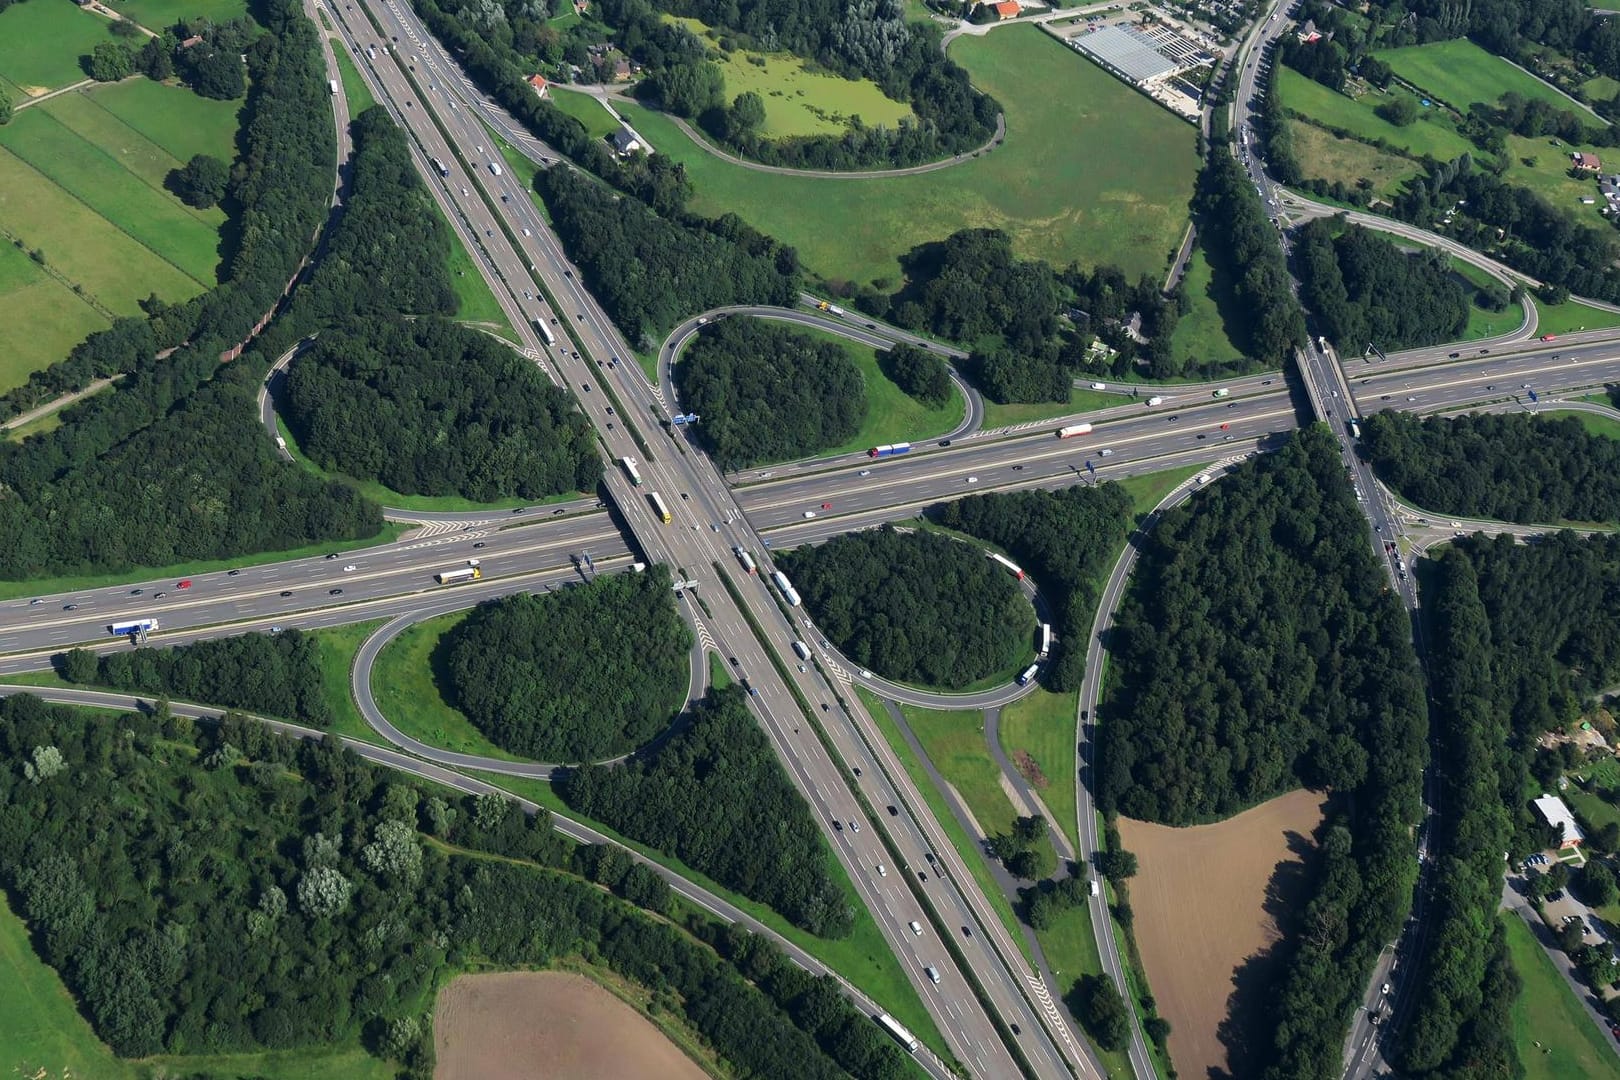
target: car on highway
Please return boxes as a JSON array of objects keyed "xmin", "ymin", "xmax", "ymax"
[
  {"xmin": 821, "ymin": 502, "xmax": 832, "ymax": 509},
  {"xmin": 966, "ymin": 475, "xmax": 979, "ymax": 483},
  {"xmin": 63, "ymin": 603, "xmax": 77, "ymax": 611},
  {"xmin": 177, "ymin": 579, "xmax": 192, "ymax": 589},
  {"xmin": 1479, "ymin": 348, "xmax": 1490, "ymax": 354},
  {"xmin": 154, "ymin": 591, "xmax": 167, "ymax": 598},
  {"xmin": 1012, "ymin": 464, "xmax": 1024, "ymax": 471},
  {"xmin": 581, "ymin": 383, "xmax": 591, "ymax": 393},
  {"xmin": 1448, "ymin": 352, "xmax": 1460, "ymax": 358},
  {"xmin": 858, "ymin": 469, "xmax": 871, "ymax": 477},
  {"xmin": 1099, "ymin": 448, "xmax": 1113, "ymax": 456},
  {"xmin": 1220, "ymin": 423, "xmax": 1231, "ymax": 430},
  {"xmin": 876, "ymin": 863, "xmax": 886, "ymax": 876},
  {"xmin": 473, "ymin": 542, "xmax": 486, "ymax": 549},
  {"xmin": 909, "ymin": 921, "xmax": 923, "ymax": 935},
  {"xmin": 850, "ymin": 821, "xmax": 861, "ymax": 833},
  {"xmin": 280, "ymin": 590, "xmax": 293, "ymax": 597},
  {"xmin": 802, "ymin": 510, "xmax": 816, "ymax": 519},
  {"xmin": 328, "ymin": 588, "xmax": 343, "ymax": 596},
  {"xmin": 343, "ymin": 564, "xmax": 357, "ymax": 572},
  {"xmin": 1196, "ymin": 433, "xmax": 1206, "ymax": 440},
  {"xmin": 130, "ymin": 588, "xmax": 143, "ymax": 595},
  {"xmin": 832, "ymin": 820, "xmax": 843, "ymax": 832},
  {"xmin": 887, "ymin": 805, "xmax": 899, "ymax": 816},
  {"xmin": 937, "ymin": 439, "xmax": 951, "ymax": 447},
  {"xmin": 325, "ymin": 553, "xmax": 339, "ymax": 560},
  {"xmin": 28, "ymin": 599, "xmax": 41, "ymax": 606},
  {"xmin": 1167, "ymin": 415, "xmax": 1179, "ymax": 422}
]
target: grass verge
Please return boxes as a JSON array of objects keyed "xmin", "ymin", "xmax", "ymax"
[
  {"xmin": 1030, "ymin": 903, "xmax": 1135, "ymax": 1079},
  {"xmin": 1534, "ymin": 297, "xmax": 1620, "ymax": 337},
  {"xmin": 997, "ymin": 688, "xmax": 1080, "ymax": 853},
  {"xmin": 1501, "ymin": 911, "xmax": 1620, "ymax": 1080},
  {"xmin": 982, "ymin": 388, "xmax": 1126, "ymax": 429}
]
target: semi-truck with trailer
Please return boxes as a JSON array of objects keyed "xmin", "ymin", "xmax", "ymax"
[
  {"xmin": 533, "ymin": 318, "xmax": 556, "ymax": 347},
  {"xmin": 1017, "ymin": 663, "xmax": 1039, "ymax": 686},
  {"xmin": 108, "ymin": 619, "xmax": 159, "ymax": 636},
  {"xmin": 1056, "ymin": 423, "xmax": 1093, "ymax": 438},
  {"xmin": 733, "ymin": 546, "xmax": 757, "ymax": 574},
  {"xmin": 771, "ymin": 570, "xmax": 802, "ymax": 607},
  {"xmin": 988, "ymin": 552, "xmax": 1025, "ymax": 580},
  {"xmin": 868, "ymin": 443, "xmax": 912, "ymax": 458},
  {"xmin": 435, "ymin": 566, "xmax": 482, "ymax": 585}
]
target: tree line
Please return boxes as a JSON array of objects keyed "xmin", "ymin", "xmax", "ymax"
[
  {"xmin": 560, "ymin": 685, "xmax": 857, "ymax": 938},
  {"xmin": 674, "ymin": 317, "xmax": 866, "ymax": 469},
  {"xmin": 443, "ymin": 568, "xmax": 692, "ymax": 762},
  {"xmin": 0, "ymin": 692, "xmax": 903, "ymax": 1078},
  {"xmin": 1294, "ymin": 219, "xmax": 1470, "ymax": 351},
  {"xmin": 285, "ymin": 318, "xmax": 602, "ymax": 501},
  {"xmin": 775, "ymin": 525, "xmax": 1033, "ymax": 690},
  {"xmin": 55, "ymin": 629, "xmax": 331, "ymax": 727},
  {"xmin": 1361, "ymin": 411, "xmax": 1620, "ymax": 524},
  {"xmin": 1090, "ymin": 429, "xmax": 1428, "ymax": 1079},
  {"xmin": 931, "ymin": 482, "xmax": 1134, "ymax": 692},
  {"xmin": 536, "ymin": 165, "xmax": 801, "ymax": 347}
]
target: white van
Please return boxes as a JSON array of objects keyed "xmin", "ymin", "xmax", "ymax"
[
  {"xmin": 909, "ymin": 920, "xmax": 924, "ymax": 936},
  {"xmin": 792, "ymin": 640, "xmax": 810, "ymax": 660},
  {"xmin": 925, "ymin": 966, "xmax": 941, "ymax": 984},
  {"xmin": 1089, "ymin": 382, "xmax": 1106, "ymax": 390}
]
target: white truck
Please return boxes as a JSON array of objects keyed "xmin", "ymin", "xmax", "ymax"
[
  {"xmin": 1212, "ymin": 387, "xmax": 1230, "ymax": 398},
  {"xmin": 487, "ymin": 161, "xmax": 502, "ymax": 176},
  {"xmin": 1146, "ymin": 395, "xmax": 1164, "ymax": 407},
  {"xmin": 328, "ymin": 79, "xmax": 339, "ymax": 95}
]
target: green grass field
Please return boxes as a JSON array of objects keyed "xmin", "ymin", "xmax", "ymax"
[
  {"xmin": 1534, "ymin": 296, "xmax": 1620, "ymax": 336},
  {"xmin": 0, "ymin": 106, "xmax": 221, "ymax": 286},
  {"xmin": 1503, "ymin": 134, "xmax": 1612, "ymax": 227},
  {"xmin": 1378, "ymin": 39, "xmax": 1587, "ymax": 114},
  {"xmin": 980, "ymin": 387, "xmax": 1122, "ymax": 429},
  {"xmin": 0, "ymin": 239, "xmax": 108, "ymax": 392},
  {"xmin": 1285, "ymin": 118, "xmax": 1422, "ymax": 202},
  {"xmin": 792, "ymin": 322, "xmax": 964, "ymax": 457},
  {"xmin": 900, "ymin": 702, "xmax": 1019, "ymax": 839},
  {"xmin": 0, "ymin": 0, "xmax": 115, "ymax": 94},
  {"xmin": 115, "ymin": 0, "xmax": 250, "ymax": 32},
  {"xmin": 332, "ymin": 44, "xmax": 375, "ymax": 113},
  {"xmin": 619, "ymin": 25, "xmax": 1197, "ymax": 287},
  {"xmin": 1031, "ymin": 903, "xmax": 1134, "ymax": 1078},
  {"xmin": 1170, "ymin": 245, "xmax": 1246, "ymax": 368},
  {"xmin": 0, "ymin": 889, "xmax": 395, "ymax": 1080},
  {"xmin": 997, "ymin": 688, "xmax": 1080, "ymax": 853},
  {"xmin": 1117, "ymin": 462, "xmax": 1205, "ymax": 519},
  {"xmin": 1585, "ymin": 74, "xmax": 1620, "ymax": 101},
  {"xmin": 1277, "ymin": 68, "xmax": 1474, "ymax": 163},
  {"xmin": 664, "ymin": 15, "xmax": 912, "ymax": 139},
  {"xmin": 858, "ymin": 687, "xmax": 1033, "ymax": 964},
  {"xmin": 86, "ymin": 77, "xmax": 243, "ymax": 165},
  {"xmin": 1501, "ymin": 912, "xmax": 1620, "ymax": 1080},
  {"xmin": 548, "ymin": 86, "xmax": 619, "ymax": 140}
]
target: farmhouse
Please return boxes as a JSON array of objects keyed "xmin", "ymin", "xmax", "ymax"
[
  {"xmin": 1296, "ymin": 19, "xmax": 1322, "ymax": 43},
  {"xmin": 992, "ymin": 0, "xmax": 1020, "ymax": 18},
  {"xmin": 527, "ymin": 74, "xmax": 549, "ymax": 98},
  {"xmin": 1532, "ymin": 793, "xmax": 1585, "ymax": 850},
  {"xmin": 1573, "ymin": 151, "xmax": 1602, "ymax": 172},
  {"xmin": 609, "ymin": 128, "xmax": 642, "ymax": 155}
]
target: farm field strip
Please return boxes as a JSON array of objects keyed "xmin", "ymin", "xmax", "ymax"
[
  {"xmin": 0, "ymin": 1, "xmax": 117, "ymax": 94},
  {"xmin": 86, "ymin": 78, "xmax": 243, "ymax": 166},
  {"xmin": 1376, "ymin": 39, "xmax": 1592, "ymax": 115}
]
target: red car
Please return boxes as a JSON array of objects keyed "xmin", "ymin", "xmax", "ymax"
[
  {"xmin": 176, "ymin": 579, "xmax": 192, "ymax": 589},
  {"xmin": 1540, "ymin": 334, "xmax": 1557, "ymax": 342},
  {"xmin": 1219, "ymin": 423, "xmax": 1231, "ymax": 430},
  {"xmin": 821, "ymin": 502, "xmax": 832, "ymax": 509}
]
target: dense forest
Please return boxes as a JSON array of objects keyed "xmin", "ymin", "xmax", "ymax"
[
  {"xmin": 775, "ymin": 526, "xmax": 1032, "ymax": 689},
  {"xmin": 0, "ymin": 694, "xmax": 905, "ymax": 1079},
  {"xmin": 1093, "ymin": 429, "xmax": 1427, "ymax": 1079},
  {"xmin": 536, "ymin": 165, "xmax": 801, "ymax": 346},
  {"xmin": 1361, "ymin": 411, "xmax": 1620, "ymax": 523},
  {"xmin": 561, "ymin": 685, "xmax": 856, "ymax": 938},
  {"xmin": 57, "ymin": 630, "xmax": 330, "ymax": 727},
  {"xmin": 879, "ymin": 342, "xmax": 953, "ymax": 408},
  {"xmin": 285, "ymin": 318, "xmax": 602, "ymax": 500},
  {"xmin": 673, "ymin": 318, "xmax": 866, "ymax": 469},
  {"xmin": 932, "ymin": 482, "xmax": 1133, "ymax": 692},
  {"xmin": 288, "ymin": 107, "xmax": 456, "ymax": 323},
  {"xmin": 1192, "ymin": 149, "xmax": 1307, "ymax": 362},
  {"xmin": 1294, "ymin": 220, "xmax": 1469, "ymax": 351},
  {"xmin": 1395, "ymin": 548, "xmax": 1522, "ymax": 1076},
  {"xmin": 443, "ymin": 569, "xmax": 691, "ymax": 762}
]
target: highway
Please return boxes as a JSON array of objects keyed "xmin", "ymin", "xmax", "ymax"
[{"xmin": 317, "ymin": 3, "xmax": 1081, "ymax": 1074}]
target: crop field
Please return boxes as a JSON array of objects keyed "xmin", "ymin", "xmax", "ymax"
[
  {"xmin": 1502, "ymin": 913, "xmax": 1620, "ymax": 1080},
  {"xmin": 1118, "ymin": 789, "xmax": 1326, "ymax": 1079},
  {"xmin": 0, "ymin": 0, "xmax": 114, "ymax": 95},
  {"xmin": 619, "ymin": 25, "xmax": 1197, "ymax": 286},
  {"xmin": 0, "ymin": 239, "xmax": 108, "ymax": 393},
  {"xmin": 1277, "ymin": 68, "xmax": 1474, "ymax": 163},
  {"xmin": 1377, "ymin": 39, "xmax": 1587, "ymax": 114},
  {"xmin": 664, "ymin": 15, "xmax": 912, "ymax": 139}
]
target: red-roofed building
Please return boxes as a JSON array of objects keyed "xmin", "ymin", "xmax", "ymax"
[
  {"xmin": 993, "ymin": 0, "xmax": 1020, "ymax": 18},
  {"xmin": 528, "ymin": 74, "xmax": 549, "ymax": 98},
  {"xmin": 1574, "ymin": 151, "xmax": 1602, "ymax": 172},
  {"xmin": 179, "ymin": 35, "xmax": 203, "ymax": 48}
]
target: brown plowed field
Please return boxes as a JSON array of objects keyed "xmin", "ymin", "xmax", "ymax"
[
  {"xmin": 1118, "ymin": 788, "xmax": 1326, "ymax": 1079},
  {"xmin": 433, "ymin": 970, "xmax": 711, "ymax": 1080}
]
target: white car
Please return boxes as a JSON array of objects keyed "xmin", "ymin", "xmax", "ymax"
[
  {"xmin": 858, "ymin": 469, "xmax": 871, "ymax": 477},
  {"xmin": 966, "ymin": 476, "xmax": 978, "ymax": 484},
  {"xmin": 802, "ymin": 510, "xmax": 817, "ymax": 519},
  {"xmin": 521, "ymin": 227, "xmax": 531, "ymax": 236},
  {"xmin": 343, "ymin": 564, "xmax": 357, "ymax": 572},
  {"xmin": 1099, "ymin": 448, "xmax": 1114, "ymax": 457},
  {"xmin": 909, "ymin": 920, "xmax": 923, "ymax": 936},
  {"xmin": 876, "ymin": 864, "xmax": 887, "ymax": 877}
]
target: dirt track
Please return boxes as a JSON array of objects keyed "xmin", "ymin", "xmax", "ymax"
[
  {"xmin": 433, "ymin": 970, "xmax": 710, "ymax": 1080},
  {"xmin": 1118, "ymin": 788, "xmax": 1326, "ymax": 1079}
]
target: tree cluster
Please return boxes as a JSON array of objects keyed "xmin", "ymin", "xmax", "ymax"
[
  {"xmin": 444, "ymin": 568, "xmax": 692, "ymax": 762},
  {"xmin": 1020, "ymin": 871, "xmax": 1092, "ymax": 931},
  {"xmin": 931, "ymin": 482, "xmax": 1134, "ymax": 692},
  {"xmin": 536, "ymin": 165, "xmax": 800, "ymax": 346},
  {"xmin": 987, "ymin": 814, "xmax": 1056, "ymax": 881},
  {"xmin": 57, "ymin": 629, "xmax": 331, "ymax": 727},
  {"xmin": 1294, "ymin": 219, "xmax": 1469, "ymax": 351},
  {"xmin": 560, "ymin": 685, "xmax": 857, "ymax": 938},
  {"xmin": 879, "ymin": 342, "xmax": 952, "ymax": 408},
  {"xmin": 673, "ymin": 317, "xmax": 866, "ymax": 469},
  {"xmin": 285, "ymin": 318, "xmax": 601, "ymax": 500},
  {"xmin": 168, "ymin": 153, "xmax": 230, "ymax": 209},
  {"xmin": 1361, "ymin": 411, "xmax": 1620, "ymax": 524},
  {"xmin": 0, "ymin": 693, "xmax": 893, "ymax": 1078},
  {"xmin": 1192, "ymin": 148, "xmax": 1306, "ymax": 361},
  {"xmin": 1104, "ymin": 431, "xmax": 1432, "ymax": 1080},
  {"xmin": 1069, "ymin": 974, "xmax": 1130, "ymax": 1053},
  {"xmin": 776, "ymin": 525, "xmax": 1032, "ymax": 689}
]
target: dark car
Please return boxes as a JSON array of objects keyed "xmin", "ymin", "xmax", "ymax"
[
  {"xmin": 329, "ymin": 588, "xmax": 344, "ymax": 596},
  {"xmin": 227, "ymin": 569, "xmax": 241, "ymax": 576},
  {"xmin": 833, "ymin": 821, "xmax": 843, "ymax": 832},
  {"xmin": 938, "ymin": 439, "xmax": 952, "ymax": 447},
  {"xmin": 154, "ymin": 591, "xmax": 167, "ymax": 598},
  {"xmin": 552, "ymin": 508, "xmax": 566, "ymax": 515},
  {"xmin": 473, "ymin": 542, "xmax": 486, "ymax": 549},
  {"xmin": 280, "ymin": 590, "xmax": 294, "ymax": 597},
  {"xmin": 852, "ymin": 766, "xmax": 862, "ymax": 777},
  {"xmin": 1196, "ymin": 433, "xmax": 1206, "ymax": 440},
  {"xmin": 130, "ymin": 588, "xmax": 143, "ymax": 596},
  {"xmin": 729, "ymin": 656, "xmax": 739, "ymax": 667},
  {"xmin": 63, "ymin": 603, "xmax": 78, "ymax": 611},
  {"xmin": 1448, "ymin": 352, "xmax": 1460, "ymax": 358},
  {"xmin": 962, "ymin": 926, "xmax": 973, "ymax": 938},
  {"xmin": 325, "ymin": 553, "xmax": 339, "ymax": 560},
  {"xmin": 1168, "ymin": 415, "xmax": 1180, "ymax": 423},
  {"xmin": 512, "ymin": 507, "xmax": 525, "ymax": 514}
]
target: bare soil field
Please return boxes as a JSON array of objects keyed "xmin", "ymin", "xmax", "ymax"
[
  {"xmin": 1118, "ymin": 788, "xmax": 1327, "ymax": 1079},
  {"xmin": 433, "ymin": 970, "xmax": 712, "ymax": 1080}
]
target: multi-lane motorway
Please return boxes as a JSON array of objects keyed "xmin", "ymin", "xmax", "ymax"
[{"xmin": 6, "ymin": 0, "xmax": 1620, "ymax": 1075}]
